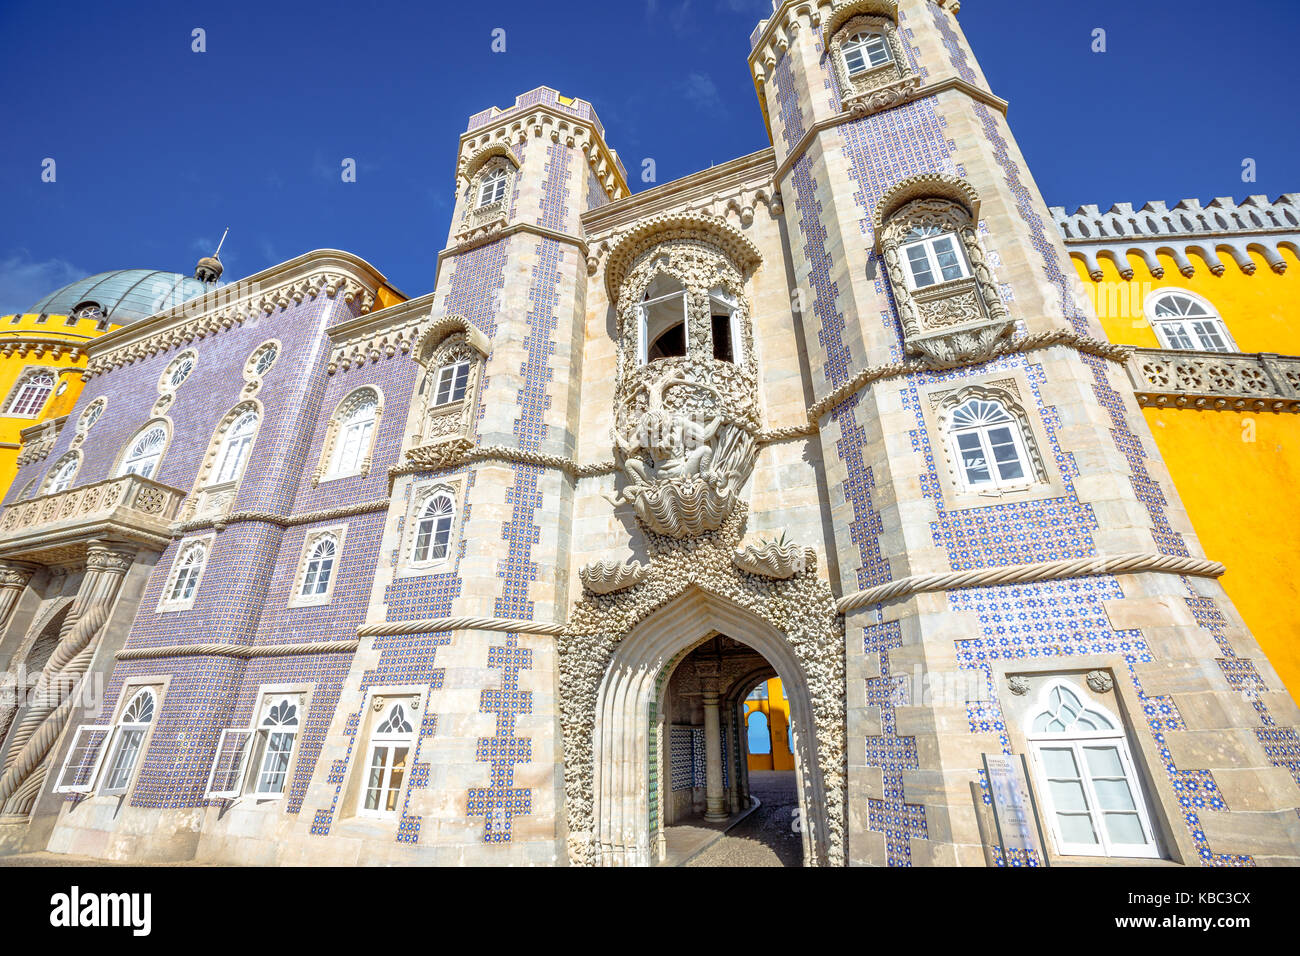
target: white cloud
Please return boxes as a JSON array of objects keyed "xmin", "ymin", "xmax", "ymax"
[
  {"xmin": 679, "ymin": 72, "xmax": 722, "ymax": 112},
  {"xmin": 0, "ymin": 253, "xmax": 86, "ymax": 315}
]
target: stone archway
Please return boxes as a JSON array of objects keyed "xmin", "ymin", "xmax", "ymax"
[{"xmin": 559, "ymin": 508, "xmax": 845, "ymax": 867}]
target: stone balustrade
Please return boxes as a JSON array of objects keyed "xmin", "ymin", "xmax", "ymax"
[{"xmin": 1127, "ymin": 347, "xmax": 1300, "ymax": 412}]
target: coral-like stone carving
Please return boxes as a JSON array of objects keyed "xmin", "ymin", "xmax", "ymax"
[
  {"xmin": 578, "ymin": 559, "xmax": 648, "ymax": 595},
  {"xmin": 734, "ymin": 538, "xmax": 817, "ymax": 580}
]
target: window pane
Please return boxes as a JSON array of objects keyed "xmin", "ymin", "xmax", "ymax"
[
  {"xmin": 905, "ymin": 245, "xmax": 935, "ymax": 287},
  {"xmin": 1191, "ymin": 320, "xmax": 1229, "ymax": 352},
  {"xmin": 867, "ymin": 35, "xmax": 891, "ymax": 66},
  {"xmin": 1057, "ymin": 812, "xmax": 1099, "ymax": 845},
  {"xmin": 933, "ymin": 237, "xmax": 965, "ymax": 281},
  {"xmin": 1039, "ymin": 747, "xmax": 1079, "ymax": 778},
  {"xmin": 1160, "ymin": 322, "xmax": 1195, "ymax": 350},
  {"xmin": 387, "ymin": 746, "xmax": 409, "ymax": 812},
  {"xmin": 1083, "ymin": 745, "xmax": 1125, "ymax": 778},
  {"xmin": 1048, "ymin": 778, "xmax": 1090, "ymax": 813},
  {"xmin": 1093, "ymin": 777, "xmax": 1138, "ymax": 812},
  {"xmin": 104, "ymin": 729, "xmax": 144, "ymax": 791},
  {"xmin": 956, "ymin": 432, "xmax": 990, "ymax": 484},
  {"xmin": 1104, "ymin": 812, "xmax": 1147, "ymax": 845},
  {"xmin": 987, "ymin": 427, "xmax": 1025, "ymax": 481},
  {"xmin": 451, "ymin": 363, "xmax": 470, "ymax": 402},
  {"xmin": 257, "ymin": 732, "xmax": 294, "ymax": 793},
  {"xmin": 844, "ymin": 47, "xmax": 866, "ymax": 74},
  {"xmin": 364, "ymin": 746, "xmax": 388, "ymax": 810}
]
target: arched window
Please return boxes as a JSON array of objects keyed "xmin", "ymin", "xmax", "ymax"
[
  {"xmin": 478, "ymin": 167, "xmax": 509, "ymax": 207},
  {"xmin": 432, "ymin": 359, "xmax": 471, "ymax": 407},
  {"xmin": 1026, "ymin": 680, "xmax": 1159, "ymax": 859},
  {"xmin": 639, "ymin": 273, "xmax": 689, "ymax": 364},
  {"xmin": 413, "ymin": 493, "xmax": 455, "ymax": 563},
  {"xmin": 161, "ymin": 351, "xmax": 196, "ymax": 390},
  {"xmin": 747, "ymin": 710, "xmax": 771, "ymax": 755},
  {"xmin": 118, "ymin": 424, "xmax": 168, "ymax": 479},
  {"xmin": 331, "ymin": 392, "xmax": 378, "ymax": 477},
  {"xmin": 78, "ymin": 398, "xmax": 106, "ymax": 433},
  {"xmin": 6, "ymin": 369, "xmax": 56, "ymax": 417},
  {"xmin": 361, "ymin": 699, "xmax": 416, "ymax": 818},
  {"xmin": 300, "ymin": 534, "xmax": 337, "ymax": 597},
  {"xmin": 250, "ymin": 696, "xmax": 301, "ymax": 796},
  {"xmin": 947, "ymin": 398, "xmax": 1031, "ymax": 493},
  {"xmin": 842, "ymin": 30, "xmax": 892, "ymax": 75},
  {"xmin": 250, "ymin": 342, "xmax": 279, "ymax": 378},
  {"xmin": 44, "ymin": 454, "xmax": 79, "ymax": 495},
  {"xmin": 901, "ymin": 224, "xmax": 970, "ymax": 289},
  {"xmin": 166, "ymin": 540, "xmax": 208, "ymax": 604},
  {"xmin": 100, "ymin": 688, "xmax": 157, "ymax": 795},
  {"xmin": 210, "ymin": 410, "xmax": 258, "ymax": 485},
  {"xmin": 1146, "ymin": 290, "xmax": 1234, "ymax": 352}
]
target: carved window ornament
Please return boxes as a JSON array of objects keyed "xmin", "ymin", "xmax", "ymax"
[
  {"xmin": 1145, "ymin": 289, "xmax": 1236, "ymax": 353},
  {"xmin": 242, "ymin": 340, "xmax": 281, "ymax": 397},
  {"xmin": 158, "ymin": 349, "xmax": 198, "ymax": 393},
  {"xmin": 5, "ymin": 367, "xmax": 58, "ymax": 417},
  {"xmin": 248, "ymin": 693, "xmax": 304, "ymax": 798},
  {"xmin": 158, "ymin": 535, "xmax": 213, "ymax": 612},
  {"xmin": 115, "ymin": 420, "xmax": 171, "ymax": 480},
  {"xmin": 875, "ymin": 174, "xmax": 1014, "ymax": 366},
  {"xmin": 823, "ymin": 1, "xmax": 918, "ymax": 117},
  {"xmin": 42, "ymin": 451, "xmax": 81, "ymax": 495},
  {"xmin": 407, "ymin": 317, "xmax": 490, "ymax": 465},
  {"xmin": 412, "ymin": 491, "xmax": 455, "ymax": 564},
  {"xmin": 935, "ymin": 385, "xmax": 1046, "ymax": 498},
  {"xmin": 458, "ymin": 147, "xmax": 519, "ymax": 242},
  {"xmin": 74, "ymin": 397, "xmax": 107, "ymax": 442},
  {"xmin": 289, "ymin": 525, "xmax": 347, "ymax": 608},
  {"xmin": 1025, "ymin": 679, "xmax": 1161, "ymax": 859},
  {"xmin": 360, "ymin": 697, "xmax": 417, "ymax": 819},
  {"xmin": 315, "ymin": 387, "xmax": 383, "ymax": 486}
]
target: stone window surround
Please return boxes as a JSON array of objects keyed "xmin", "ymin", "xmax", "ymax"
[
  {"xmin": 287, "ymin": 523, "xmax": 348, "ymax": 609},
  {"xmin": 876, "ymin": 174, "xmax": 1014, "ymax": 366},
  {"xmin": 54, "ymin": 675, "xmax": 170, "ymax": 799},
  {"xmin": 398, "ymin": 477, "xmax": 466, "ymax": 578},
  {"xmin": 242, "ymin": 339, "xmax": 282, "ymax": 398},
  {"xmin": 112, "ymin": 416, "xmax": 173, "ymax": 481},
  {"xmin": 156, "ymin": 532, "xmax": 215, "ymax": 614},
  {"xmin": 335, "ymin": 686, "xmax": 423, "ymax": 824},
  {"xmin": 41, "ymin": 449, "xmax": 82, "ymax": 496},
  {"xmin": 157, "ymin": 348, "xmax": 199, "ymax": 395},
  {"xmin": 460, "ymin": 147, "xmax": 519, "ymax": 233},
  {"xmin": 314, "ymin": 386, "xmax": 384, "ymax": 487},
  {"xmin": 992, "ymin": 660, "xmax": 1192, "ymax": 866},
  {"xmin": 920, "ymin": 376, "xmax": 1060, "ymax": 508},
  {"xmin": 71, "ymin": 397, "xmax": 107, "ymax": 449},
  {"xmin": 228, "ymin": 684, "xmax": 312, "ymax": 805},
  {"xmin": 196, "ymin": 400, "xmax": 262, "ymax": 491},
  {"xmin": 410, "ymin": 330, "xmax": 485, "ymax": 456},
  {"xmin": 825, "ymin": 9, "xmax": 913, "ymax": 113},
  {"xmin": 3, "ymin": 365, "xmax": 60, "ymax": 419}
]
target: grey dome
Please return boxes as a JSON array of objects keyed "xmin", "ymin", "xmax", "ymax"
[{"xmin": 26, "ymin": 269, "xmax": 209, "ymax": 324}]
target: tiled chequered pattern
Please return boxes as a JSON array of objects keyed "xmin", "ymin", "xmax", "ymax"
[
  {"xmin": 587, "ymin": 165, "xmax": 609, "ymax": 213},
  {"xmin": 1185, "ymin": 589, "xmax": 1300, "ymax": 791},
  {"xmin": 970, "ymin": 101, "xmax": 1189, "ymax": 558},
  {"xmin": 537, "ymin": 143, "xmax": 572, "ymax": 232},
  {"xmin": 929, "ymin": 0, "xmax": 979, "ymax": 85},
  {"xmin": 468, "ymin": 636, "xmax": 533, "ymax": 842},
  {"xmin": 670, "ymin": 727, "xmax": 693, "ymax": 791},
  {"xmin": 772, "ymin": 44, "xmax": 806, "ymax": 155},
  {"xmin": 309, "ymin": 631, "xmax": 450, "ymax": 840},
  {"xmin": 949, "ymin": 576, "xmax": 1252, "ymax": 866},
  {"xmin": 862, "ymin": 620, "xmax": 928, "ymax": 866}
]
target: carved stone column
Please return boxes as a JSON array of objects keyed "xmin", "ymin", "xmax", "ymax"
[
  {"xmin": 701, "ymin": 674, "xmax": 728, "ymax": 822},
  {"xmin": 0, "ymin": 561, "xmax": 37, "ymax": 634},
  {"xmin": 0, "ymin": 540, "xmax": 135, "ymax": 816}
]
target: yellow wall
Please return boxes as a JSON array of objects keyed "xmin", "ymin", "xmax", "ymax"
[
  {"xmin": 744, "ymin": 678, "xmax": 795, "ymax": 771},
  {"xmin": 0, "ymin": 313, "xmax": 109, "ymax": 495},
  {"xmin": 1072, "ymin": 246, "xmax": 1300, "ymax": 702}
]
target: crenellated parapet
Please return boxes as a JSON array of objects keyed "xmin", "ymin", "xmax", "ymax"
[{"xmin": 1052, "ymin": 194, "xmax": 1300, "ymax": 279}]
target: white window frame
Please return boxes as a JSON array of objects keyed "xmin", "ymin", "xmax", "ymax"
[
  {"xmin": 329, "ymin": 399, "xmax": 378, "ymax": 478},
  {"xmin": 359, "ymin": 698, "xmax": 418, "ymax": 820},
  {"xmin": 247, "ymin": 694, "xmax": 303, "ymax": 798},
  {"xmin": 431, "ymin": 360, "xmax": 472, "ymax": 408},
  {"xmin": 708, "ymin": 289, "xmax": 744, "ymax": 365},
  {"xmin": 44, "ymin": 455, "xmax": 79, "ymax": 495},
  {"xmin": 159, "ymin": 351, "xmax": 197, "ymax": 391},
  {"xmin": 900, "ymin": 228, "xmax": 971, "ymax": 290},
  {"xmin": 289, "ymin": 525, "xmax": 347, "ymax": 608},
  {"xmin": 204, "ymin": 728, "xmax": 254, "ymax": 799},
  {"xmin": 98, "ymin": 688, "xmax": 158, "ymax": 796},
  {"xmin": 117, "ymin": 423, "xmax": 169, "ymax": 479},
  {"xmin": 158, "ymin": 536, "xmax": 212, "ymax": 612},
  {"xmin": 411, "ymin": 492, "xmax": 456, "ymax": 566},
  {"xmin": 5, "ymin": 367, "xmax": 58, "ymax": 418},
  {"xmin": 1025, "ymin": 680, "xmax": 1161, "ymax": 860},
  {"xmin": 209, "ymin": 410, "xmax": 258, "ymax": 486},
  {"xmin": 639, "ymin": 284, "xmax": 689, "ymax": 366},
  {"xmin": 947, "ymin": 399, "xmax": 1034, "ymax": 494},
  {"xmin": 842, "ymin": 30, "xmax": 893, "ymax": 76},
  {"xmin": 478, "ymin": 168, "xmax": 508, "ymax": 207},
  {"xmin": 52, "ymin": 724, "xmax": 115, "ymax": 794},
  {"xmin": 1146, "ymin": 289, "xmax": 1236, "ymax": 353}
]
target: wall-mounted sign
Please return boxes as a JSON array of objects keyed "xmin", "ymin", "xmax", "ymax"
[{"xmin": 982, "ymin": 753, "xmax": 1049, "ymax": 865}]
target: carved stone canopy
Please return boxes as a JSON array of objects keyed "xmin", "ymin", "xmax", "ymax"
[
  {"xmin": 413, "ymin": 314, "xmax": 492, "ymax": 366},
  {"xmin": 603, "ymin": 211, "xmax": 762, "ymax": 304},
  {"xmin": 873, "ymin": 172, "xmax": 981, "ymax": 245},
  {"xmin": 822, "ymin": 0, "xmax": 900, "ymax": 51}
]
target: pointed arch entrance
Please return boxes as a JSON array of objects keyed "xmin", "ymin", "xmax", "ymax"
[{"xmin": 587, "ymin": 588, "xmax": 833, "ymax": 866}]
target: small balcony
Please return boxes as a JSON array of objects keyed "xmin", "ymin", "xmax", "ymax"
[
  {"xmin": 1126, "ymin": 348, "xmax": 1300, "ymax": 412},
  {"xmin": 0, "ymin": 474, "xmax": 185, "ymax": 563}
]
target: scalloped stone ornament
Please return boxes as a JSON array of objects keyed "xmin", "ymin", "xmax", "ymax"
[
  {"xmin": 579, "ymin": 558, "xmax": 649, "ymax": 595},
  {"xmin": 733, "ymin": 540, "xmax": 816, "ymax": 579}
]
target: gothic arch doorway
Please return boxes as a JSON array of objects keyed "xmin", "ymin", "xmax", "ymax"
[{"xmin": 588, "ymin": 588, "xmax": 832, "ymax": 866}]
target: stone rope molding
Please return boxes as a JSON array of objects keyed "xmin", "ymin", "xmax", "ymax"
[
  {"xmin": 116, "ymin": 640, "xmax": 362, "ymax": 662},
  {"xmin": 357, "ymin": 616, "xmax": 566, "ymax": 638},
  {"xmin": 837, "ymin": 551, "xmax": 1226, "ymax": 612},
  {"xmin": 171, "ymin": 498, "xmax": 391, "ymax": 536}
]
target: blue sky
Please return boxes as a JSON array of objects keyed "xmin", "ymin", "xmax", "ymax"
[{"xmin": 1, "ymin": 0, "xmax": 1296, "ymax": 311}]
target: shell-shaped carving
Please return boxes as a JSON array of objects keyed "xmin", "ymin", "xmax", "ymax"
[
  {"xmin": 733, "ymin": 540, "xmax": 816, "ymax": 580},
  {"xmin": 632, "ymin": 477, "xmax": 737, "ymax": 538},
  {"xmin": 579, "ymin": 559, "xmax": 648, "ymax": 595}
]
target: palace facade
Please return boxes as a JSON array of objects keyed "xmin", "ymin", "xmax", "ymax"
[{"xmin": 0, "ymin": 0, "xmax": 1297, "ymax": 867}]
